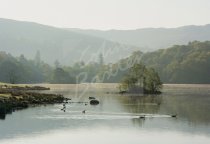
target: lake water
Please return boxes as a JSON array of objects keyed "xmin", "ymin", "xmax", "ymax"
[{"xmin": 0, "ymin": 84, "xmax": 210, "ymax": 144}]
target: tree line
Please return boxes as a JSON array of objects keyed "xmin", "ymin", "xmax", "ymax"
[{"xmin": 0, "ymin": 41, "xmax": 210, "ymax": 84}]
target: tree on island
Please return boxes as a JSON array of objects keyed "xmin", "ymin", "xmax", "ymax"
[{"xmin": 119, "ymin": 63, "xmax": 162, "ymax": 94}]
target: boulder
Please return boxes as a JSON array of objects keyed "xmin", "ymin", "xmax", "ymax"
[{"xmin": 90, "ymin": 99, "xmax": 99, "ymax": 105}]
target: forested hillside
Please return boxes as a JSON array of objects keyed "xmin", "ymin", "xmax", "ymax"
[
  {"xmin": 0, "ymin": 41, "xmax": 210, "ymax": 84},
  {"xmin": 0, "ymin": 51, "xmax": 103, "ymax": 84},
  {"xmin": 99, "ymin": 41, "xmax": 210, "ymax": 84},
  {"xmin": 142, "ymin": 41, "xmax": 210, "ymax": 83},
  {"xmin": 0, "ymin": 51, "xmax": 52, "ymax": 83}
]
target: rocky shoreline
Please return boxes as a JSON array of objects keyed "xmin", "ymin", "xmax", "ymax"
[{"xmin": 0, "ymin": 85, "xmax": 65, "ymax": 119}]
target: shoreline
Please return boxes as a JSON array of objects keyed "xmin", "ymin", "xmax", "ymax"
[{"xmin": 0, "ymin": 84, "xmax": 65, "ymax": 119}]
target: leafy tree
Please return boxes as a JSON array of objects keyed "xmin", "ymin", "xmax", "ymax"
[
  {"xmin": 51, "ymin": 68, "xmax": 75, "ymax": 84},
  {"xmin": 143, "ymin": 68, "xmax": 162, "ymax": 93},
  {"xmin": 119, "ymin": 63, "xmax": 162, "ymax": 94},
  {"xmin": 0, "ymin": 60, "xmax": 20, "ymax": 84}
]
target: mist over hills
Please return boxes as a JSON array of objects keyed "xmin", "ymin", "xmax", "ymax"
[
  {"xmin": 1, "ymin": 41, "xmax": 210, "ymax": 84},
  {"xmin": 1, "ymin": 18, "xmax": 210, "ymax": 66},
  {"xmin": 68, "ymin": 24, "xmax": 210, "ymax": 51},
  {"xmin": 0, "ymin": 18, "xmax": 139, "ymax": 65},
  {"xmin": 0, "ymin": 17, "xmax": 210, "ymax": 84}
]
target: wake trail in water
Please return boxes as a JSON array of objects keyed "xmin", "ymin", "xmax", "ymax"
[{"xmin": 34, "ymin": 111, "xmax": 172, "ymax": 120}]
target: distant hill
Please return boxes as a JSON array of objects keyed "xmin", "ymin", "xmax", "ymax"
[
  {"xmin": 68, "ymin": 24, "xmax": 210, "ymax": 51},
  {"xmin": 1, "ymin": 18, "xmax": 210, "ymax": 66},
  {"xmin": 0, "ymin": 18, "xmax": 140, "ymax": 65}
]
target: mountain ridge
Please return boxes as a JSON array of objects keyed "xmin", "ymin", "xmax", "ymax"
[
  {"xmin": 0, "ymin": 18, "xmax": 140, "ymax": 65},
  {"xmin": 1, "ymin": 18, "xmax": 210, "ymax": 65},
  {"xmin": 67, "ymin": 24, "xmax": 210, "ymax": 51}
]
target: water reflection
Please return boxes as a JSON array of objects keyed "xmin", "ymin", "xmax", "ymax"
[
  {"xmin": 0, "ymin": 114, "xmax": 5, "ymax": 120},
  {"xmin": 117, "ymin": 95, "xmax": 162, "ymax": 114},
  {"xmin": 1, "ymin": 129, "xmax": 210, "ymax": 144},
  {"xmin": 0, "ymin": 84, "xmax": 210, "ymax": 143}
]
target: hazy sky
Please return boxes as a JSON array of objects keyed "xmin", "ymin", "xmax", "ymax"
[{"xmin": 0, "ymin": 0, "xmax": 210, "ymax": 30}]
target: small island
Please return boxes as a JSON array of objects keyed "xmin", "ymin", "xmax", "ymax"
[
  {"xmin": 119, "ymin": 63, "xmax": 162, "ymax": 94},
  {"xmin": 0, "ymin": 84, "xmax": 65, "ymax": 119}
]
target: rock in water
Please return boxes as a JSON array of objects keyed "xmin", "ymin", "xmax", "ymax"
[
  {"xmin": 90, "ymin": 99, "xmax": 99, "ymax": 105},
  {"xmin": 171, "ymin": 114, "xmax": 177, "ymax": 118}
]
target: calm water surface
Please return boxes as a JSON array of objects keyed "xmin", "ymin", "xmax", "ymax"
[{"xmin": 0, "ymin": 84, "xmax": 210, "ymax": 144}]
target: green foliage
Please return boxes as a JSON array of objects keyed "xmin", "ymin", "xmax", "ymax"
[
  {"xmin": 51, "ymin": 68, "xmax": 75, "ymax": 84},
  {"xmin": 0, "ymin": 51, "xmax": 101, "ymax": 84},
  {"xmin": 0, "ymin": 41, "xmax": 210, "ymax": 84},
  {"xmin": 0, "ymin": 52, "xmax": 47, "ymax": 83},
  {"xmin": 142, "ymin": 41, "xmax": 210, "ymax": 83},
  {"xmin": 143, "ymin": 68, "xmax": 162, "ymax": 93},
  {"xmin": 119, "ymin": 63, "xmax": 162, "ymax": 94}
]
